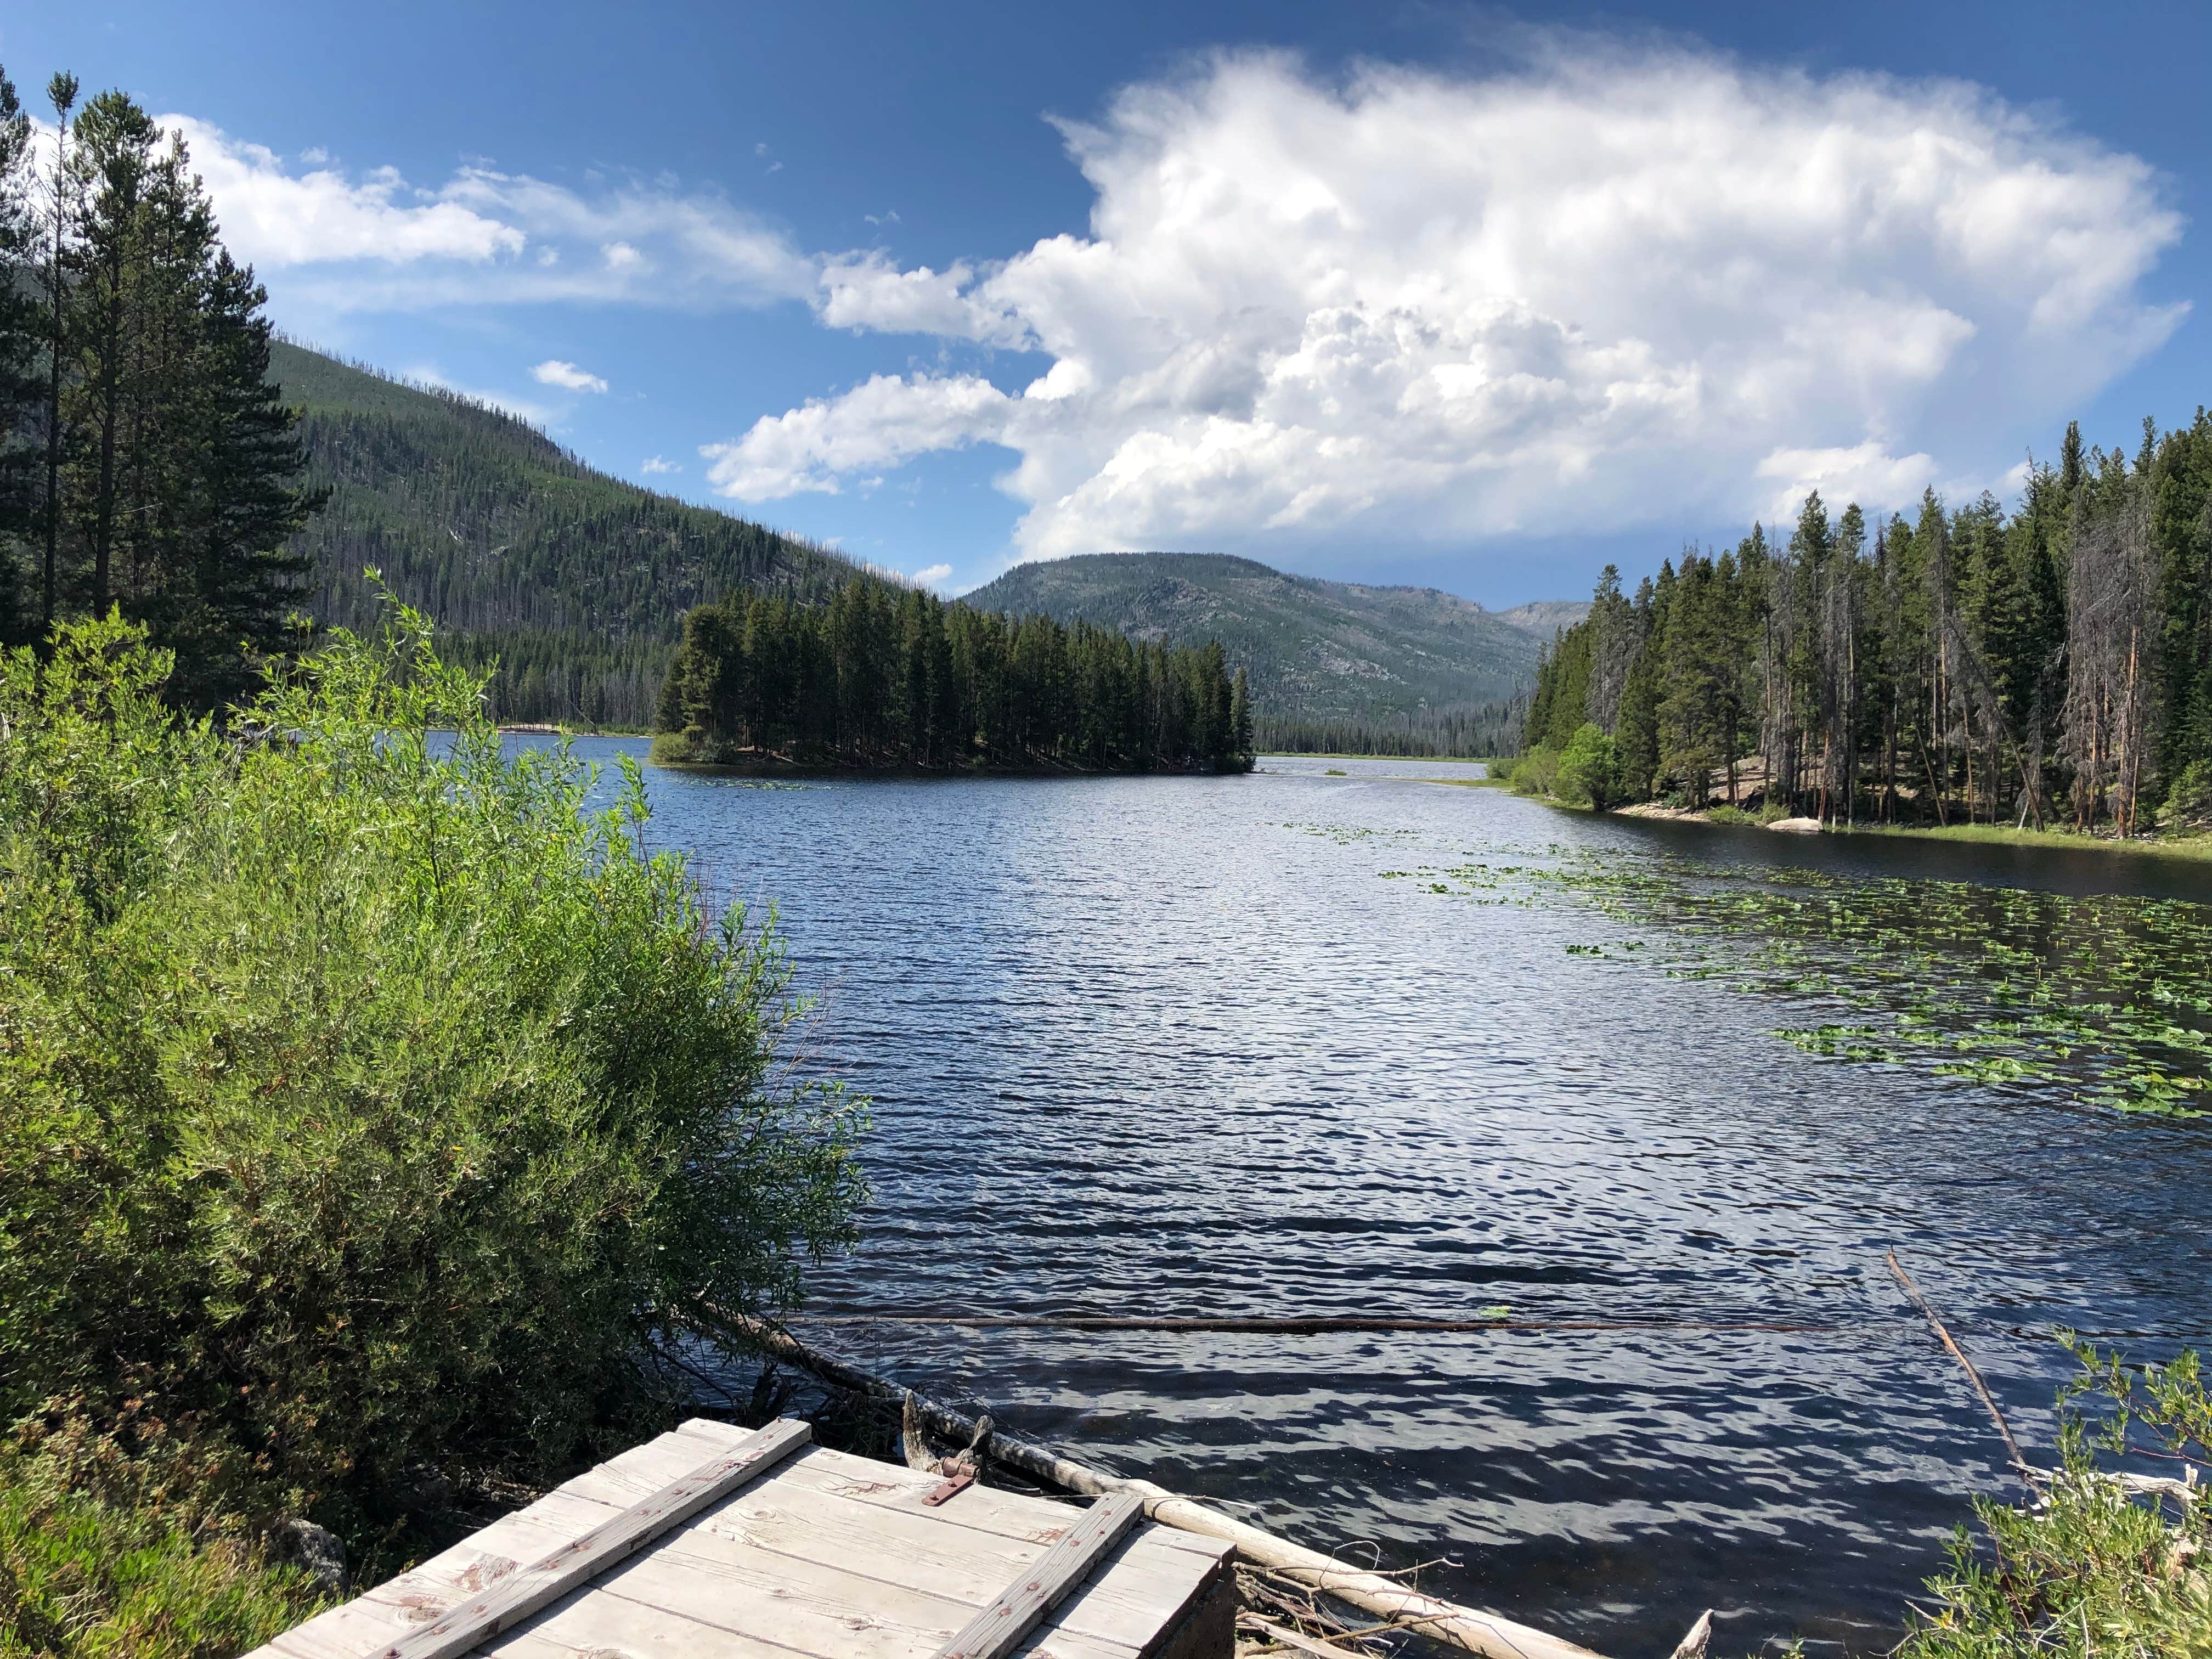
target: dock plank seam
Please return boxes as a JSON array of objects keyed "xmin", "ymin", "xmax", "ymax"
[
  {"xmin": 371, "ymin": 1417, "xmax": 811, "ymax": 1659},
  {"xmin": 936, "ymin": 1489, "xmax": 1149, "ymax": 1659}
]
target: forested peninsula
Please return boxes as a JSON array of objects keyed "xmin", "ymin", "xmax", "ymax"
[
  {"xmin": 1512, "ymin": 413, "xmax": 2212, "ymax": 837},
  {"xmin": 653, "ymin": 579, "xmax": 1257, "ymax": 772}
]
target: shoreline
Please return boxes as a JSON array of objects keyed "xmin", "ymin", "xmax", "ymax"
[
  {"xmin": 650, "ymin": 754, "xmax": 1248, "ymax": 780},
  {"xmin": 1609, "ymin": 799, "xmax": 2212, "ymax": 862}
]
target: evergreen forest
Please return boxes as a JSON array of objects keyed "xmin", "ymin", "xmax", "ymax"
[
  {"xmin": 0, "ymin": 69, "xmax": 320, "ymax": 709},
  {"xmin": 1519, "ymin": 413, "xmax": 2212, "ymax": 833},
  {"xmin": 1256, "ymin": 705, "xmax": 1520, "ymax": 759},
  {"xmin": 656, "ymin": 578, "xmax": 1256, "ymax": 772}
]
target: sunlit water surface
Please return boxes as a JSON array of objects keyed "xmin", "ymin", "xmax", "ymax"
[{"xmin": 531, "ymin": 740, "xmax": 2212, "ymax": 1656}]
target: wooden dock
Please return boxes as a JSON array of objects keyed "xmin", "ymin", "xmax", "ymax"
[{"xmin": 247, "ymin": 1417, "xmax": 1237, "ymax": 1659}]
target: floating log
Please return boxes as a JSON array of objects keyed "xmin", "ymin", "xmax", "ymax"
[
  {"xmin": 792, "ymin": 1312, "xmax": 1836, "ymax": 1336},
  {"xmin": 705, "ymin": 1307, "xmax": 1614, "ymax": 1659}
]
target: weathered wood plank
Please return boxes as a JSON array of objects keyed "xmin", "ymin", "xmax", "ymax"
[
  {"xmin": 687, "ymin": 1470, "xmax": 1218, "ymax": 1652},
  {"xmin": 753, "ymin": 1441, "xmax": 1225, "ymax": 1564},
  {"xmin": 938, "ymin": 1490, "xmax": 1148, "ymax": 1659},
  {"xmin": 490, "ymin": 1580, "xmax": 1137, "ymax": 1659},
  {"xmin": 255, "ymin": 1422, "xmax": 1228, "ymax": 1659},
  {"xmin": 578, "ymin": 1534, "xmax": 1146, "ymax": 1659},
  {"xmin": 370, "ymin": 1417, "xmax": 810, "ymax": 1659}
]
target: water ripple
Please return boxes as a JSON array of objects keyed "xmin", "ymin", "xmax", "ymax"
[{"xmin": 541, "ymin": 740, "xmax": 2212, "ymax": 1655}]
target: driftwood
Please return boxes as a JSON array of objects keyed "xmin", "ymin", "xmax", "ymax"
[
  {"xmin": 703, "ymin": 1306, "xmax": 1612, "ymax": 1659},
  {"xmin": 1664, "ymin": 1610, "xmax": 1712, "ymax": 1659},
  {"xmin": 1886, "ymin": 1251, "xmax": 2037, "ymax": 1485},
  {"xmin": 1241, "ymin": 1613, "xmax": 1387, "ymax": 1659}
]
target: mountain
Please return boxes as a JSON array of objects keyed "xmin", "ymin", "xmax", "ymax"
[
  {"xmin": 1494, "ymin": 599, "xmax": 1591, "ymax": 635},
  {"xmin": 964, "ymin": 552, "xmax": 1573, "ymax": 728},
  {"xmin": 266, "ymin": 343, "xmax": 1578, "ymax": 740},
  {"xmin": 269, "ymin": 340, "xmax": 853, "ymax": 725}
]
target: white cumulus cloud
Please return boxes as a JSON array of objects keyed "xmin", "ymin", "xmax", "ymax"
[
  {"xmin": 154, "ymin": 116, "xmax": 816, "ymax": 317},
  {"xmin": 531, "ymin": 358, "xmax": 609, "ymax": 393},
  {"xmin": 640, "ymin": 455, "xmax": 681, "ymax": 474},
  {"xmin": 165, "ymin": 116, "xmax": 523, "ymax": 266},
  {"xmin": 701, "ymin": 373, "xmax": 1014, "ymax": 498},
  {"xmin": 710, "ymin": 43, "xmax": 2184, "ymax": 562}
]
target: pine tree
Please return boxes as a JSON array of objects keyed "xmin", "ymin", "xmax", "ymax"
[
  {"xmin": 0, "ymin": 66, "xmax": 35, "ymax": 646},
  {"xmin": 37, "ymin": 72, "xmax": 78, "ymax": 634},
  {"xmin": 1229, "ymin": 667, "xmax": 1255, "ymax": 770}
]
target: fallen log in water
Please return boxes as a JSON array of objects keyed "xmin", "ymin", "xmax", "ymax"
[
  {"xmin": 789, "ymin": 1311, "xmax": 1836, "ymax": 1336},
  {"xmin": 700, "ymin": 1305, "xmax": 1617, "ymax": 1659}
]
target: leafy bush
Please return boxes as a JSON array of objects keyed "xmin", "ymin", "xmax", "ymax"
[
  {"xmin": 1555, "ymin": 724, "xmax": 1620, "ymax": 810},
  {"xmin": 0, "ymin": 609, "xmax": 867, "ymax": 1566},
  {"xmin": 0, "ymin": 1455, "xmax": 325, "ymax": 1658},
  {"xmin": 1508, "ymin": 745, "xmax": 1560, "ymax": 797},
  {"xmin": 1899, "ymin": 1342, "xmax": 2210, "ymax": 1659},
  {"xmin": 2160, "ymin": 761, "xmax": 2212, "ymax": 835},
  {"xmin": 1706, "ymin": 804, "xmax": 1751, "ymax": 825}
]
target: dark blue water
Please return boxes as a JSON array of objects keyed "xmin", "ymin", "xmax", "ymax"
[{"xmin": 537, "ymin": 740, "xmax": 2212, "ymax": 1656}]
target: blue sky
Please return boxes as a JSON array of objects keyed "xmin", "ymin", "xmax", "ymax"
[{"xmin": 7, "ymin": 1, "xmax": 2207, "ymax": 605}]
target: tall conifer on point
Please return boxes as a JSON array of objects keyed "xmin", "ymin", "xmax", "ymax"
[{"xmin": 39, "ymin": 71, "xmax": 76, "ymax": 634}]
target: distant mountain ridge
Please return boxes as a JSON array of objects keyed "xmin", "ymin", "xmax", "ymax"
[{"xmin": 964, "ymin": 552, "xmax": 1581, "ymax": 727}]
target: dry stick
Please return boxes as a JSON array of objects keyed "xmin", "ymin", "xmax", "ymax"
[
  {"xmin": 1885, "ymin": 1251, "xmax": 2037, "ymax": 1486},
  {"xmin": 703, "ymin": 1306, "xmax": 1613, "ymax": 1659},
  {"xmin": 1242, "ymin": 1615, "xmax": 1390, "ymax": 1659}
]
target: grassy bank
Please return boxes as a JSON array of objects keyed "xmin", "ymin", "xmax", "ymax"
[{"xmin": 1838, "ymin": 819, "xmax": 2212, "ymax": 861}]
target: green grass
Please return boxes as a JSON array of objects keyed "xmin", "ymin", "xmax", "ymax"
[
  {"xmin": 0, "ymin": 1458, "xmax": 328, "ymax": 1658},
  {"xmin": 1840, "ymin": 820, "xmax": 2212, "ymax": 861}
]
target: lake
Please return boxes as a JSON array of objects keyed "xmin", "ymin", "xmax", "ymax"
[{"xmin": 537, "ymin": 738, "xmax": 2212, "ymax": 1657}]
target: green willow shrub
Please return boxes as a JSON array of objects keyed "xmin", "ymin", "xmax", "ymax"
[
  {"xmin": 1899, "ymin": 1344, "xmax": 2210, "ymax": 1659},
  {"xmin": 2160, "ymin": 761, "xmax": 2212, "ymax": 836},
  {"xmin": 1508, "ymin": 745, "xmax": 1560, "ymax": 797},
  {"xmin": 1555, "ymin": 724, "xmax": 1620, "ymax": 810},
  {"xmin": 0, "ymin": 607, "xmax": 867, "ymax": 1558}
]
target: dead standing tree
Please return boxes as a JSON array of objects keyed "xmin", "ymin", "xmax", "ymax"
[
  {"xmin": 1818, "ymin": 511, "xmax": 1863, "ymax": 825},
  {"xmin": 1583, "ymin": 565, "xmax": 1640, "ymax": 735},
  {"xmin": 2063, "ymin": 464, "xmax": 2158, "ymax": 833}
]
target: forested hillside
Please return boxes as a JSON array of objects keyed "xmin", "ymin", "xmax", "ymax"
[
  {"xmin": 269, "ymin": 340, "xmax": 852, "ymax": 725},
  {"xmin": 656, "ymin": 575, "xmax": 1254, "ymax": 772},
  {"xmin": 966, "ymin": 552, "xmax": 1562, "ymax": 754},
  {"xmin": 1517, "ymin": 413, "xmax": 2212, "ymax": 833}
]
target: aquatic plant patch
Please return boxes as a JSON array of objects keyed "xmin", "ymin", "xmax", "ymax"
[{"xmin": 1307, "ymin": 821, "xmax": 2212, "ymax": 1119}]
